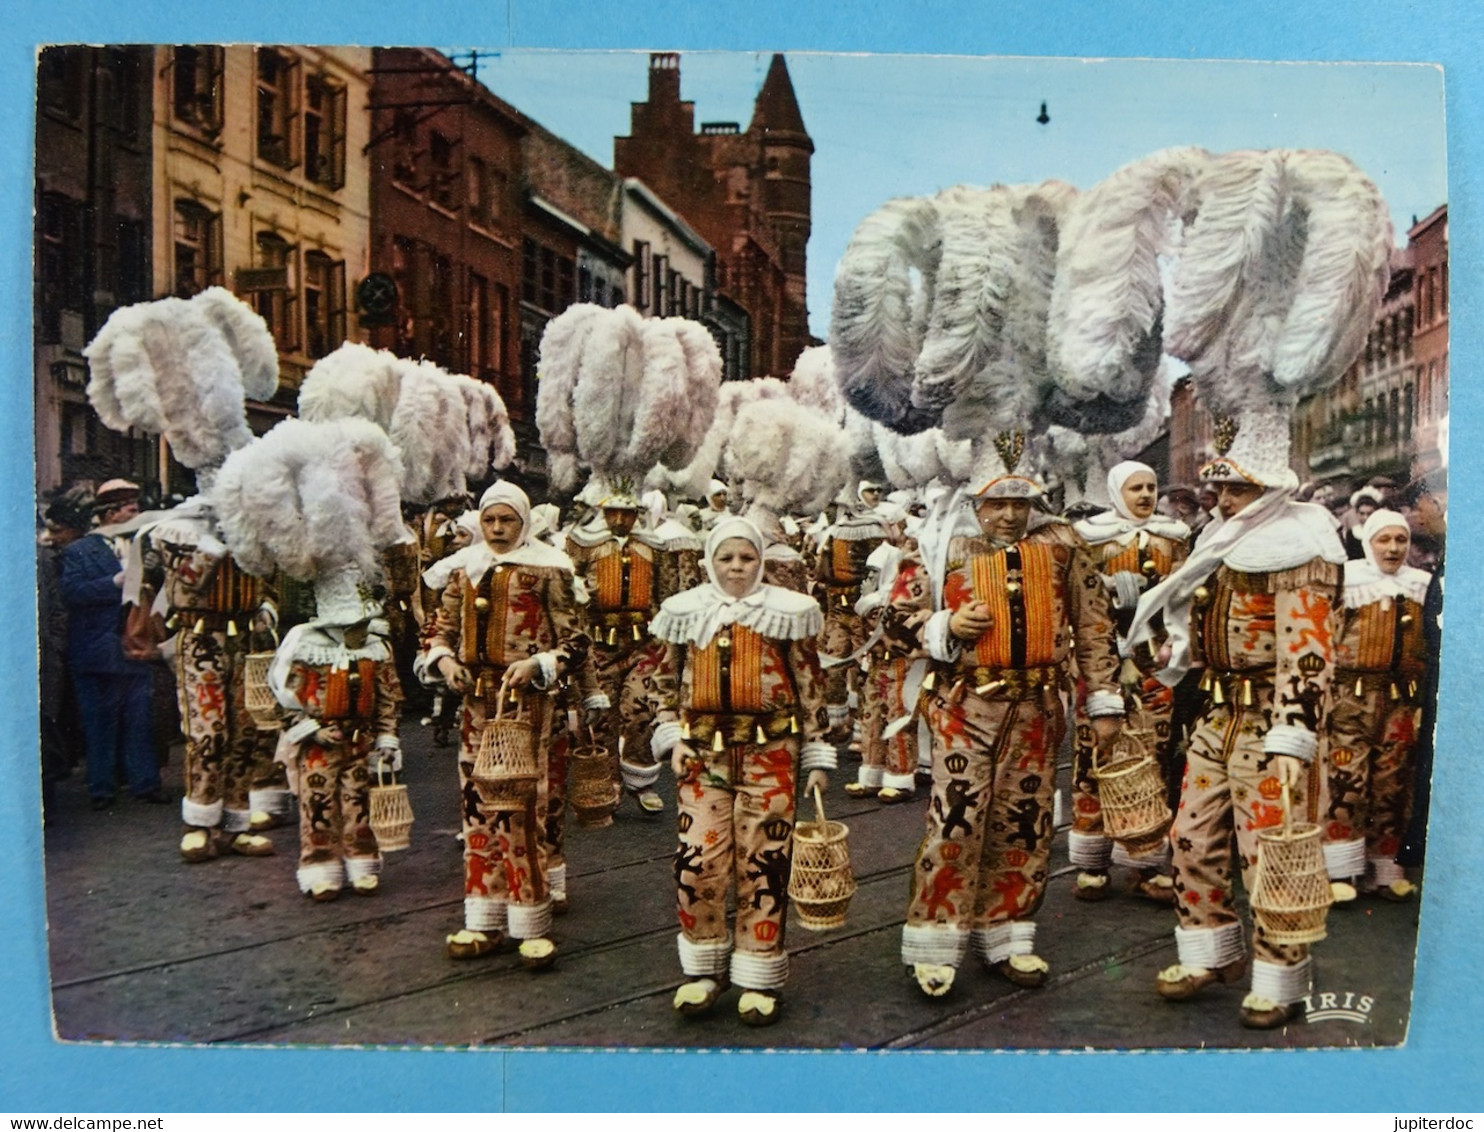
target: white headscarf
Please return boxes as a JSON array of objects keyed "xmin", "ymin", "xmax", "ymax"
[
  {"xmin": 1074, "ymin": 461, "xmax": 1189, "ymax": 546},
  {"xmin": 1125, "ymin": 486, "xmax": 1345, "ymax": 684},
  {"xmin": 1343, "ymin": 508, "xmax": 1431, "ymax": 608},
  {"xmin": 650, "ymin": 516, "xmax": 821, "ymax": 648},
  {"xmin": 421, "ymin": 480, "xmax": 570, "ymax": 591}
]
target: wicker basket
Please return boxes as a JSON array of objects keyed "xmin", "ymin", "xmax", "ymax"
[
  {"xmin": 1091, "ymin": 730, "xmax": 1171, "ymax": 855},
  {"xmin": 789, "ymin": 784, "xmax": 856, "ymax": 931},
  {"xmin": 242, "ymin": 651, "xmax": 283, "ymax": 730},
  {"xmin": 471, "ymin": 693, "xmax": 538, "ymax": 807},
  {"xmin": 569, "ymin": 744, "xmax": 620, "ymax": 828},
  {"xmin": 369, "ymin": 765, "xmax": 414, "ymax": 852},
  {"xmin": 1251, "ymin": 780, "xmax": 1332, "ymax": 945}
]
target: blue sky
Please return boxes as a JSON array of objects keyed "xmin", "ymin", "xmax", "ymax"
[{"xmin": 472, "ymin": 49, "xmax": 1446, "ymax": 343}]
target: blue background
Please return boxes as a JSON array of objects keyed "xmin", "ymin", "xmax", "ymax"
[{"xmin": 3, "ymin": 0, "xmax": 1481, "ymax": 1112}]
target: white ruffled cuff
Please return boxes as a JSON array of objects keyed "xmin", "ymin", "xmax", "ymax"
[
  {"xmin": 730, "ymin": 948, "xmax": 789, "ymax": 991},
  {"xmin": 901, "ymin": 923, "xmax": 969, "ymax": 967},
  {"xmin": 971, "ymin": 921, "xmax": 1036, "ymax": 965},
  {"xmin": 531, "ymin": 651, "xmax": 559, "ymax": 689},
  {"xmin": 1323, "ymin": 837, "xmax": 1367, "ymax": 880},
  {"xmin": 508, "ymin": 898, "xmax": 553, "ymax": 939},
  {"xmin": 415, "ymin": 646, "xmax": 455, "ymax": 686},
  {"xmin": 882, "ymin": 770, "xmax": 916, "ymax": 792},
  {"xmin": 1068, "ymin": 829, "xmax": 1113, "ymax": 869},
  {"xmin": 1251, "ymin": 956, "xmax": 1312, "ymax": 1006},
  {"xmin": 1084, "ymin": 689, "xmax": 1125, "ymax": 718},
  {"xmin": 923, "ymin": 609, "xmax": 962, "ymax": 664},
  {"xmin": 651, "ymin": 720, "xmax": 683, "ymax": 759},
  {"xmin": 620, "ymin": 758, "xmax": 662, "ymax": 790},
  {"xmin": 678, "ymin": 932, "xmax": 733, "ymax": 978},
  {"xmin": 370, "ymin": 742, "xmax": 402, "ymax": 774},
  {"xmin": 181, "ymin": 797, "xmax": 223, "ymax": 829},
  {"xmin": 1174, "ymin": 921, "xmax": 1245, "ymax": 969},
  {"xmin": 283, "ymin": 717, "xmax": 320, "ymax": 745},
  {"xmin": 221, "ymin": 807, "xmax": 253, "ymax": 833},
  {"xmin": 583, "ymin": 692, "xmax": 612, "ymax": 712},
  {"xmin": 856, "ymin": 764, "xmax": 885, "ymax": 789},
  {"xmin": 464, "ymin": 895, "xmax": 508, "ymax": 933},
  {"xmin": 1263, "ymin": 724, "xmax": 1317, "ymax": 762},
  {"xmin": 297, "ymin": 860, "xmax": 345, "ymax": 893},
  {"xmin": 344, "ymin": 855, "xmax": 382, "ymax": 881},
  {"xmin": 799, "ymin": 740, "xmax": 837, "ymax": 772}
]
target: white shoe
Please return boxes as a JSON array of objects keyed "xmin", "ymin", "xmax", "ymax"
[{"xmin": 912, "ymin": 963, "xmax": 956, "ymax": 997}]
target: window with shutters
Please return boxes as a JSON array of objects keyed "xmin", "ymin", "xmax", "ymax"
[
  {"xmin": 173, "ymin": 46, "xmax": 224, "ymax": 135},
  {"xmin": 652, "ymin": 254, "xmax": 668, "ymax": 316},
  {"xmin": 173, "ymin": 200, "xmax": 221, "ymax": 298},
  {"xmin": 632, "ymin": 240, "xmax": 650, "ymax": 309},
  {"xmin": 37, "ymin": 192, "xmax": 85, "ymax": 342},
  {"xmin": 252, "ymin": 231, "xmax": 296, "ymax": 350},
  {"xmin": 256, "ymin": 48, "xmax": 299, "ymax": 169},
  {"xmin": 38, "ymin": 47, "xmax": 85, "ymax": 122},
  {"xmin": 304, "ymin": 73, "xmax": 346, "ymax": 189},
  {"xmin": 304, "ymin": 251, "xmax": 345, "ymax": 359}
]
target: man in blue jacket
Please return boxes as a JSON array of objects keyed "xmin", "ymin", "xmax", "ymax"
[{"xmin": 51, "ymin": 492, "xmax": 164, "ymax": 810}]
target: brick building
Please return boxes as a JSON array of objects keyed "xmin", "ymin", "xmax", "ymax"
[
  {"xmin": 34, "ymin": 46, "xmax": 155, "ymax": 494},
  {"xmin": 367, "ymin": 47, "xmax": 525, "ymax": 431},
  {"xmin": 614, "ymin": 52, "xmax": 813, "ymax": 380}
]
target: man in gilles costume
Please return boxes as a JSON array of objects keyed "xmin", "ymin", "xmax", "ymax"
[{"xmin": 888, "ymin": 433, "xmax": 1125, "ymax": 997}]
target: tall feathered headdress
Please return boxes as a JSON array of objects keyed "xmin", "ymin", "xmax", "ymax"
[
  {"xmin": 83, "ymin": 290, "xmax": 280, "ymax": 473},
  {"xmin": 537, "ymin": 303, "xmax": 721, "ymax": 500},
  {"xmin": 210, "ymin": 417, "xmax": 406, "ymax": 621},
  {"xmin": 832, "ymin": 180, "xmax": 1079, "ymax": 499},
  {"xmin": 727, "ymin": 399, "xmax": 853, "ymax": 527},
  {"xmin": 1164, "ymin": 149, "xmax": 1392, "ymax": 485},
  {"xmin": 300, "ymin": 344, "xmax": 511, "ymax": 504}
]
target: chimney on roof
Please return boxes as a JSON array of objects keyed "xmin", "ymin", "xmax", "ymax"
[{"xmin": 649, "ymin": 52, "xmax": 681, "ymax": 104}]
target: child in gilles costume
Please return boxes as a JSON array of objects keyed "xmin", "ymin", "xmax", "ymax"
[
  {"xmin": 209, "ymin": 418, "xmax": 410, "ymax": 901},
  {"xmin": 649, "ymin": 517, "xmax": 836, "ymax": 1025},
  {"xmin": 417, "ymin": 481, "xmax": 604, "ymax": 969}
]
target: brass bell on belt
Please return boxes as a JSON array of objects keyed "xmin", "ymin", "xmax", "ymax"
[
  {"xmin": 789, "ymin": 715, "xmax": 799, "ymax": 734},
  {"xmin": 226, "ymin": 619, "xmax": 238, "ymax": 638},
  {"xmin": 1005, "ymin": 580, "xmax": 1022, "ymax": 596},
  {"xmin": 474, "ymin": 597, "xmax": 490, "ymax": 611},
  {"xmin": 1192, "ymin": 586, "xmax": 1211, "ymax": 605},
  {"xmin": 1240, "ymin": 678, "xmax": 1255, "ymax": 707},
  {"xmin": 194, "ymin": 617, "xmax": 207, "ymax": 635},
  {"xmin": 1210, "ymin": 678, "xmax": 1226, "ymax": 706},
  {"xmin": 1354, "ymin": 677, "xmax": 1366, "ymax": 697},
  {"xmin": 755, "ymin": 724, "xmax": 767, "ymax": 744},
  {"xmin": 712, "ymin": 730, "xmax": 725, "ymax": 752},
  {"xmin": 922, "ymin": 671, "xmax": 937, "ymax": 692},
  {"xmin": 717, "ymin": 634, "xmax": 731, "ymax": 650},
  {"xmin": 607, "ymin": 627, "xmax": 617, "ymax": 645},
  {"xmin": 633, "ymin": 624, "xmax": 642, "ymax": 642}
]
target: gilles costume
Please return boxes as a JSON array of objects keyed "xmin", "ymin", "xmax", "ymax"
[
  {"xmin": 1069, "ymin": 461, "xmax": 1190, "ymax": 899},
  {"xmin": 1320, "ymin": 509, "xmax": 1430, "ymax": 898},
  {"xmin": 849, "ymin": 541, "xmax": 918, "ymax": 800},
  {"xmin": 649, "ymin": 518, "xmax": 835, "ymax": 1007},
  {"xmin": 270, "ymin": 581, "xmax": 402, "ymax": 899},
  {"xmin": 566, "ymin": 493, "xmax": 699, "ymax": 807},
  {"xmin": 889, "ymin": 465, "xmax": 1124, "ymax": 989},
  {"xmin": 1127, "ymin": 435, "xmax": 1347, "ymax": 1025},
  {"xmin": 418, "ymin": 482, "xmax": 602, "ymax": 953},
  {"xmin": 814, "ymin": 495, "xmax": 890, "ymax": 739},
  {"xmin": 151, "ymin": 501, "xmax": 282, "ymax": 850}
]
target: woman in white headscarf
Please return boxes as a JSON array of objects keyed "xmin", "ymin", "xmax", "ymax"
[
  {"xmin": 416, "ymin": 481, "xmax": 605, "ymax": 968},
  {"xmin": 648, "ymin": 516, "xmax": 835, "ymax": 1026},
  {"xmin": 1069, "ymin": 461, "xmax": 1191, "ymax": 905},
  {"xmin": 1320, "ymin": 509, "xmax": 1431, "ymax": 903}
]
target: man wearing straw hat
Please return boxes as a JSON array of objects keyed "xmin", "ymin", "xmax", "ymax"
[{"xmin": 1126, "ymin": 413, "xmax": 1346, "ymax": 1029}]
